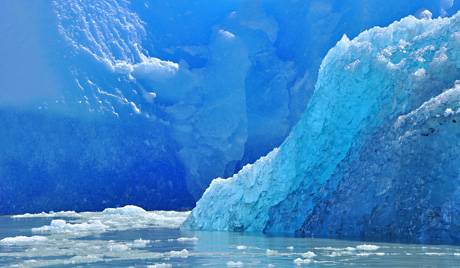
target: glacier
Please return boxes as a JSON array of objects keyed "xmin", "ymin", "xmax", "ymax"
[
  {"xmin": 185, "ymin": 12, "xmax": 460, "ymax": 244},
  {"xmin": 0, "ymin": 0, "xmax": 459, "ymax": 214}
]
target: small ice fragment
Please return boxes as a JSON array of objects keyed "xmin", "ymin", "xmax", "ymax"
[
  {"xmin": 147, "ymin": 264, "xmax": 172, "ymax": 268},
  {"xmin": 266, "ymin": 249, "xmax": 279, "ymax": 256},
  {"xmin": 293, "ymin": 258, "xmax": 312, "ymax": 265},
  {"xmin": 301, "ymin": 251, "xmax": 316, "ymax": 258},
  {"xmin": 356, "ymin": 244, "xmax": 380, "ymax": 251},
  {"xmin": 419, "ymin": 10, "xmax": 433, "ymax": 20},
  {"xmin": 413, "ymin": 68, "xmax": 426, "ymax": 78},
  {"xmin": 176, "ymin": 237, "xmax": 198, "ymax": 242},
  {"xmin": 227, "ymin": 261, "xmax": 244, "ymax": 267},
  {"xmin": 168, "ymin": 249, "xmax": 189, "ymax": 258},
  {"xmin": 444, "ymin": 108, "xmax": 455, "ymax": 116},
  {"xmin": 132, "ymin": 239, "xmax": 150, "ymax": 248}
]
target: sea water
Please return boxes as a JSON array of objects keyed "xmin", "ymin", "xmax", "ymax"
[{"xmin": 0, "ymin": 206, "xmax": 459, "ymax": 267}]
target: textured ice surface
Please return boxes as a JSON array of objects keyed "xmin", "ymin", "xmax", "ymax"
[
  {"xmin": 1, "ymin": 0, "xmax": 458, "ymax": 213},
  {"xmin": 185, "ymin": 12, "xmax": 460, "ymax": 244}
]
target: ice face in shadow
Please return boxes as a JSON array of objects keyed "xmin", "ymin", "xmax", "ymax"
[{"xmin": 185, "ymin": 12, "xmax": 460, "ymax": 244}]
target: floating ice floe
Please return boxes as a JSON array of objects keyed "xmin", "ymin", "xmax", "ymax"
[
  {"xmin": 293, "ymin": 258, "xmax": 312, "ymax": 265},
  {"xmin": 0, "ymin": 236, "xmax": 48, "ymax": 245},
  {"xmin": 170, "ymin": 237, "xmax": 198, "ymax": 242},
  {"xmin": 301, "ymin": 251, "xmax": 317, "ymax": 258},
  {"xmin": 24, "ymin": 205, "xmax": 189, "ymax": 237},
  {"xmin": 266, "ymin": 249, "xmax": 279, "ymax": 256},
  {"xmin": 227, "ymin": 260, "xmax": 244, "ymax": 267},
  {"xmin": 147, "ymin": 263, "xmax": 173, "ymax": 268},
  {"xmin": 356, "ymin": 244, "xmax": 380, "ymax": 251}
]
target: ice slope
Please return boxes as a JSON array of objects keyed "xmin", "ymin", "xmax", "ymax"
[
  {"xmin": 185, "ymin": 12, "xmax": 460, "ymax": 244},
  {"xmin": 0, "ymin": 0, "xmax": 458, "ymax": 213},
  {"xmin": 300, "ymin": 82, "xmax": 460, "ymax": 244}
]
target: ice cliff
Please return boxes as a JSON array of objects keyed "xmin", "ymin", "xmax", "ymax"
[
  {"xmin": 0, "ymin": 0, "xmax": 458, "ymax": 213},
  {"xmin": 185, "ymin": 12, "xmax": 460, "ymax": 244}
]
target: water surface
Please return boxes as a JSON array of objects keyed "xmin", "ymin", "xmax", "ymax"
[{"xmin": 1, "ymin": 206, "xmax": 459, "ymax": 267}]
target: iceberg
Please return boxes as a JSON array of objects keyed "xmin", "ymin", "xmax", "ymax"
[{"xmin": 185, "ymin": 12, "xmax": 460, "ymax": 244}]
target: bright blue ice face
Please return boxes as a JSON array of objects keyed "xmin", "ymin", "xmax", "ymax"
[
  {"xmin": 0, "ymin": 0, "xmax": 458, "ymax": 214},
  {"xmin": 185, "ymin": 12, "xmax": 460, "ymax": 245}
]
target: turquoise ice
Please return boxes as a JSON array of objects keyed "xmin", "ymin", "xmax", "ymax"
[{"xmin": 185, "ymin": 12, "xmax": 460, "ymax": 244}]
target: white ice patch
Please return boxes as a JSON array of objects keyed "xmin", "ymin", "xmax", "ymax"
[
  {"xmin": 236, "ymin": 245, "xmax": 248, "ymax": 250},
  {"xmin": 111, "ymin": 56, "xmax": 179, "ymax": 81},
  {"xmin": 293, "ymin": 258, "xmax": 312, "ymax": 265},
  {"xmin": 419, "ymin": 10, "xmax": 433, "ymax": 20},
  {"xmin": 12, "ymin": 211, "xmax": 81, "ymax": 218},
  {"xmin": 444, "ymin": 107, "xmax": 455, "ymax": 116},
  {"xmin": 356, "ymin": 244, "xmax": 380, "ymax": 251},
  {"xmin": 0, "ymin": 236, "xmax": 48, "ymax": 245},
  {"xmin": 144, "ymin": 92, "xmax": 157, "ymax": 103},
  {"xmin": 266, "ymin": 249, "xmax": 279, "ymax": 256},
  {"xmin": 176, "ymin": 237, "xmax": 199, "ymax": 242},
  {"xmin": 356, "ymin": 252, "xmax": 386, "ymax": 257},
  {"xmin": 148, "ymin": 263, "xmax": 173, "ymax": 268},
  {"xmin": 131, "ymin": 239, "xmax": 150, "ymax": 248},
  {"xmin": 413, "ymin": 68, "xmax": 426, "ymax": 78},
  {"xmin": 301, "ymin": 251, "xmax": 317, "ymax": 258},
  {"xmin": 227, "ymin": 261, "xmax": 244, "ymax": 267},
  {"xmin": 32, "ymin": 219, "xmax": 108, "ymax": 236},
  {"xmin": 424, "ymin": 252, "xmax": 448, "ymax": 256},
  {"xmin": 218, "ymin": 29, "xmax": 236, "ymax": 40},
  {"xmin": 130, "ymin": 101, "xmax": 141, "ymax": 114},
  {"xmin": 167, "ymin": 249, "xmax": 190, "ymax": 258},
  {"xmin": 64, "ymin": 255, "xmax": 104, "ymax": 265}
]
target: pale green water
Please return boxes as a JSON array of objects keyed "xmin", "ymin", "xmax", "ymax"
[{"xmin": 1, "ymin": 209, "xmax": 460, "ymax": 267}]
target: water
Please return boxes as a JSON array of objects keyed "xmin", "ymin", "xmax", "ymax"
[{"xmin": 1, "ymin": 207, "xmax": 460, "ymax": 267}]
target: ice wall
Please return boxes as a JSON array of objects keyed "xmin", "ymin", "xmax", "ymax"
[
  {"xmin": 185, "ymin": 12, "xmax": 460, "ymax": 244},
  {"xmin": 0, "ymin": 0, "xmax": 458, "ymax": 213}
]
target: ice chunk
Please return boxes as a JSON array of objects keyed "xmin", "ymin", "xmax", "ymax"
[
  {"xmin": 131, "ymin": 239, "xmax": 150, "ymax": 248},
  {"xmin": 293, "ymin": 258, "xmax": 312, "ymax": 265},
  {"xmin": 266, "ymin": 249, "xmax": 279, "ymax": 256},
  {"xmin": 176, "ymin": 237, "xmax": 199, "ymax": 242},
  {"xmin": 227, "ymin": 261, "xmax": 244, "ymax": 267},
  {"xmin": 356, "ymin": 245, "xmax": 380, "ymax": 251},
  {"xmin": 419, "ymin": 10, "xmax": 433, "ymax": 20},
  {"xmin": 301, "ymin": 251, "xmax": 317, "ymax": 258},
  {"xmin": 32, "ymin": 219, "xmax": 108, "ymax": 236},
  {"xmin": 148, "ymin": 264, "xmax": 172, "ymax": 268},
  {"xmin": 167, "ymin": 249, "xmax": 190, "ymax": 258}
]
